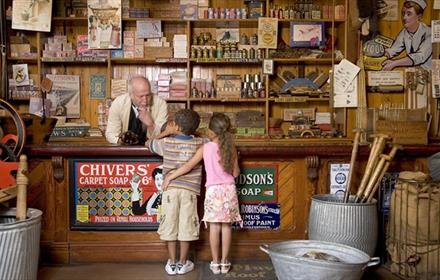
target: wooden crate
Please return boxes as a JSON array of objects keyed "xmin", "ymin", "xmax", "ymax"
[
  {"xmin": 369, "ymin": 108, "xmax": 429, "ymax": 145},
  {"xmin": 376, "ymin": 120, "xmax": 428, "ymax": 145}
]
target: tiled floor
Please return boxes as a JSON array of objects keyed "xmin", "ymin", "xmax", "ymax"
[{"xmin": 37, "ymin": 262, "xmax": 401, "ymax": 280}]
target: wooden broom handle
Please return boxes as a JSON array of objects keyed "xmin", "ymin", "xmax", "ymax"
[{"xmin": 344, "ymin": 129, "xmax": 362, "ymax": 203}]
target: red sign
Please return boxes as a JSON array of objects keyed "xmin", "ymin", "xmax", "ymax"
[{"xmin": 70, "ymin": 158, "xmax": 163, "ymax": 230}]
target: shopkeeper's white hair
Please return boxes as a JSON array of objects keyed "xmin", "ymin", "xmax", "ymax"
[
  {"xmin": 127, "ymin": 74, "xmax": 151, "ymax": 95},
  {"xmin": 406, "ymin": 0, "xmax": 426, "ymax": 10}
]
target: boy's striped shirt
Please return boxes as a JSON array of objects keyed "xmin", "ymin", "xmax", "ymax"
[{"xmin": 148, "ymin": 135, "xmax": 206, "ymax": 194}]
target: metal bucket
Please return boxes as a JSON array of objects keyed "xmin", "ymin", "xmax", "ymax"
[
  {"xmin": 260, "ymin": 240, "xmax": 380, "ymax": 280},
  {"xmin": 309, "ymin": 194, "xmax": 378, "ymax": 256},
  {"xmin": 0, "ymin": 208, "xmax": 42, "ymax": 280}
]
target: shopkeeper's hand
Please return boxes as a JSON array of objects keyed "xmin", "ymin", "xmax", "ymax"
[{"xmin": 138, "ymin": 106, "xmax": 154, "ymax": 128}]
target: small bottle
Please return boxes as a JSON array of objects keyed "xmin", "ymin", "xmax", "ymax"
[
  {"xmin": 249, "ymin": 47, "xmax": 255, "ymax": 59},
  {"xmin": 216, "ymin": 43, "xmax": 223, "ymax": 58},
  {"xmin": 241, "ymin": 8, "xmax": 247, "ymax": 19},
  {"xmin": 236, "ymin": 8, "xmax": 241, "ymax": 19},
  {"xmin": 289, "ymin": 6, "xmax": 295, "ymax": 19},
  {"xmin": 283, "ymin": 6, "xmax": 289, "ymax": 19},
  {"xmin": 277, "ymin": 6, "xmax": 283, "ymax": 19}
]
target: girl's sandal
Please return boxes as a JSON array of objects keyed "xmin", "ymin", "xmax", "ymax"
[
  {"xmin": 209, "ymin": 261, "xmax": 221, "ymax": 274},
  {"xmin": 220, "ymin": 262, "xmax": 231, "ymax": 274}
]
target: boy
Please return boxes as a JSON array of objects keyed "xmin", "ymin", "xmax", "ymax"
[{"xmin": 146, "ymin": 109, "xmax": 205, "ymax": 275}]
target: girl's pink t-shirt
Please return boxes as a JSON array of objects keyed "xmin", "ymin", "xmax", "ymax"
[{"xmin": 203, "ymin": 141, "xmax": 236, "ymax": 187}]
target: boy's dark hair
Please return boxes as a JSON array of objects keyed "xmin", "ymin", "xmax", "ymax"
[{"xmin": 174, "ymin": 109, "xmax": 200, "ymax": 135}]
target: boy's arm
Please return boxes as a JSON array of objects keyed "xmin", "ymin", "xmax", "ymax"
[
  {"xmin": 162, "ymin": 147, "xmax": 204, "ymax": 190},
  {"xmin": 154, "ymin": 121, "xmax": 179, "ymax": 140},
  {"xmin": 146, "ymin": 138, "xmax": 164, "ymax": 156}
]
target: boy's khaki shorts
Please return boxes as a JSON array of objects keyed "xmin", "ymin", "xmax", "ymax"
[{"xmin": 158, "ymin": 188, "xmax": 199, "ymax": 241}]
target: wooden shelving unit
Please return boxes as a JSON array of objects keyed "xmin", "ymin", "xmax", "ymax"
[{"xmin": 4, "ymin": 0, "xmax": 349, "ymax": 136}]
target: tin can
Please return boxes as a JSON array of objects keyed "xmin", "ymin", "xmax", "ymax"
[
  {"xmin": 210, "ymin": 47, "xmax": 216, "ymax": 58},
  {"xmin": 241, "ymin": 8, "xmax": 247, "ymax": 19},
  {"xmin": 257, "ymin": 48, "xmax": 264, "ymax": 59},
  {"xmin": 202, "ymin": 48, "xmax": 209, "ymax": 58},
  {"xmin": 229, "ymin": 8, "xmax": 235, "ymax": 19},
  {"xmin": 249, "ymin": 48, "xmax": 255, "ymax": 59},
  {"xmin": 216, "ymin": 44, "xmax": 223, "ymax": 58},
  {"xmin": 236, "ymin": 8, "xmax": 241, "ymax": 19},
  {"xmin": 241, "ymin": 48, "xmax": 248, "ymax": 59},
  {"xmin": 220, "ymin": 8, "xmax": 225, "ymax": 19},
  {"xmin": 251, "ymin": 33, "xmax": 258, "ymax": 45}
]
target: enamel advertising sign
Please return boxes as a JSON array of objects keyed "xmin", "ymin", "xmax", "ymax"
[{"xmin": 69, "ymin": 158, "xmax": 162, "ymax": 230}]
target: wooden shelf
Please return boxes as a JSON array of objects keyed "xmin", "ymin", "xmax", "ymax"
[
  {"xmin": 7, "ymin": 57, "xmax": 38, "ymax": 63},
  {"xmin": 278, "ymin": 18, "xmax": 345, "ymax": 23},
  {"xmin": 52, "ymin": 17, "xmax": 87, "ymax": 21},
  {"xmin": 41, "ymin": 58, "xmax": 107, "ymax": 64},
  {"xmin": 164, "ymin": 98, "xmax": 188, "ymax": 102},
  {"xmin": 111, "ymin": 58, "xmax": 188, "ymax": 64},
  {"xmin": 269, "ymin": 97, "xmax": 330, "ymax": 103},
  {"xmin": 189, "ymin": 98, "xmax": 266, "ymax": 103},
  {"xmin": 191, "ymin": 18, "xmax": 258, "ymax": 28},
  {"xmin": 122, "ymin": 18, "xmax": 185, "ymax": 23},
  {"xmin": 271, "ymin": 58, "xmax": 339, "ymax": 64},
  {"xmin": 189, "ymin": 59, "xmax": 262, "ymax": 64}
]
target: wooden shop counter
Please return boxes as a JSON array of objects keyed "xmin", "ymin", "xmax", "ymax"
[{"xmin": 23, "ymin": 140, "xmax": 440, "ymax": 264}]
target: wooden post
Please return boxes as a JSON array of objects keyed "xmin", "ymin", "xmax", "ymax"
[
  {"xmin": 344, "ymin": 128, "xmax": 362, "ymax": 203},
  {"xmin": 15, "ymin": 154, "xmax": 28, "ymax": 221}
]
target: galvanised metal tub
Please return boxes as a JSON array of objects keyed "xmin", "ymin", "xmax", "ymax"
[
  {"xmin": 0, "ymin": 208, "xmax": 42, "ymax": 280},
  {"xmin": 309, "ymin": 194, "xmax": 378, "ymax": 256},
  {"xmin": 260, "ymin": 240, "xmax": 380, "ymax": 280}
]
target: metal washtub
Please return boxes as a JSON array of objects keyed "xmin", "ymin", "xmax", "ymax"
[
  {"xmin": 309, "ymin": 194, "xmax": 378, "ymax": 256},
  {"xmin": 0, "ymin": 208, "xmax": 42, "ymax": 280},
  {"xmin": 260, "ymin": 240, "xmax": 380, "ymax": 280}
]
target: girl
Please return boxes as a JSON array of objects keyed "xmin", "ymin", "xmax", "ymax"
[{"xmin": 162, "ymin": 113, "xmax": 242, "ymax": 274}]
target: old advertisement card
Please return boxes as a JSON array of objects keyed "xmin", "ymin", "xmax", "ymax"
[{"xmin": 12, "ymin": 0, "xmax": 52, "ymax": 32}]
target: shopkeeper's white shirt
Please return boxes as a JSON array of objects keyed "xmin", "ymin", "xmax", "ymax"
[{"xmin": 105, "ymin": 93, "xmax": 168, "ymax": 144}]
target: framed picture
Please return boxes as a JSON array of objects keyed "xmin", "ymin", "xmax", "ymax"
[
  {"xmin": 215, "ymin": 28, "xmax": 239, "ymax": 43},
  {"xmin": 69, "ymin": 157, "xmax": 163, "ymax": 230},
  {"xmin": 290, "ymin": 22, "xmax": 325, "ymax": 48},
  {"xmin": 263, "ymin": 59, "xmax": 274, "ymax": 75}
]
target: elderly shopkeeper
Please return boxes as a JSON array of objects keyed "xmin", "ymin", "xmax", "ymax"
[
  {"xmin": 382, "ymin": 0, "xmax": 431, "ymax": 71},
  {"xmin": 105, "ymin": 75, "xmax": 168, "ymax": 144}
]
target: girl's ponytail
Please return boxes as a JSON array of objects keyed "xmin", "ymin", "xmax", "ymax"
[{"xmin": 209, "ymin": 113, "xmax": 237, "ymax": 174}]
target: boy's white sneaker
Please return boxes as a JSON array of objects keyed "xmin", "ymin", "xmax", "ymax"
[
  {"xmin": 177, "ymin": 260, "xmax": 194, "ymax": 275},
  {"xmin": 165, "ymin": 259, "xmax": 177, "ymax": 275}
]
